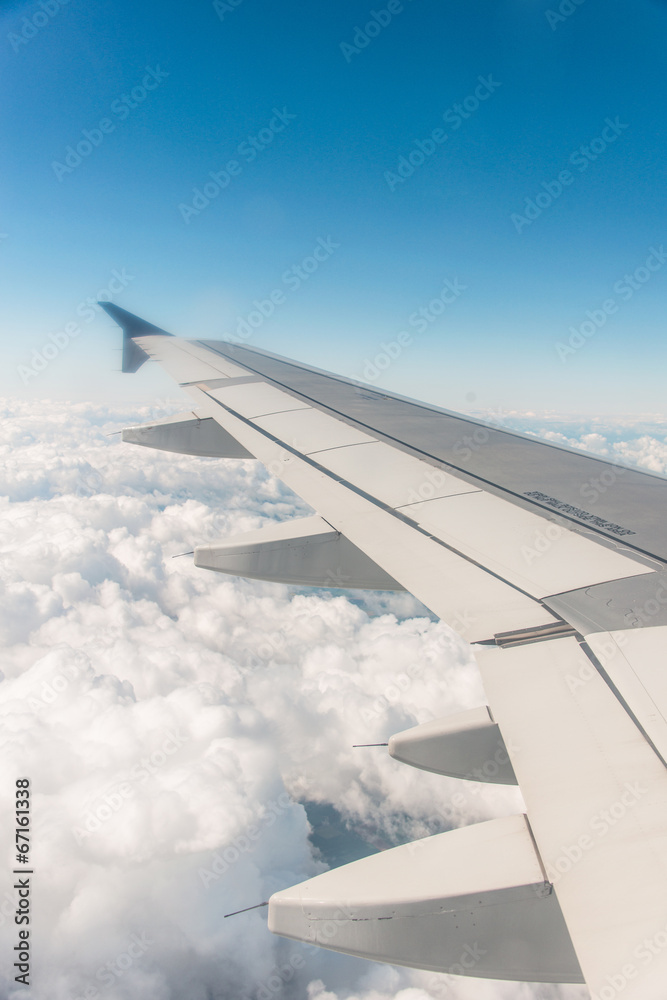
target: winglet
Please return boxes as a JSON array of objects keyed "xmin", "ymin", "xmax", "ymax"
[{"xmin": 98, "ymin": 302, "xmax": 173, "ymax": 373}]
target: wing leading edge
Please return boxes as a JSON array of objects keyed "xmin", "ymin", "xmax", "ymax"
[{"xmin": 103, "ymin": 304, "xmax": 667, "ymax": 998}]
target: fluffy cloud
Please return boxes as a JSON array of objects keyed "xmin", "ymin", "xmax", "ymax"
[
  {"xmin": 494, "ymin": 412, "xmax": 667, "ymax": 474},
  {"xmin": 2, "ymin": 399, "xmax": 662, "ymax": 1000}
]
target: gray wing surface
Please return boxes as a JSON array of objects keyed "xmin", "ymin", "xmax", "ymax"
[{"xmin": 104, "ymin": 304, "xmax": 667, "ymax": 999}]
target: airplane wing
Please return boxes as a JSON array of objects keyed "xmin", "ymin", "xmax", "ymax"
[{"xmin": 103, "ymin": 303, "xmax": 667, "ymax": 998}]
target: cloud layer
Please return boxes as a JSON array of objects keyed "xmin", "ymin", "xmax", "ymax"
[{"xmin": 3, "ymin": 398, "xmax": 664, "ymax": 1000}]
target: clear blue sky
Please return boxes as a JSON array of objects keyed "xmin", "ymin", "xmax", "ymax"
[{"xmin": 2, "ymin": 0, "xmax": 666, "ymax": 413}]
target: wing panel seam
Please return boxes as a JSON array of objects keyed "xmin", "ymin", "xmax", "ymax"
[
  {"xmin": 195, "ymin": 342, "xmax": 664, "ymax": 568},
  {"xmin": 197, "ymin": 387, "xmax": 560, "ymax": 615}
]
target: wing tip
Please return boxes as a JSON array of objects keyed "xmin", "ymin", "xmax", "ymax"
[
  {"xmin": 99, "ymin": 303, "xmax": 173, "ymax": 374},
  {"xmin": 98, "ymin": 302, "xmax": 174, "ymax": 338}
]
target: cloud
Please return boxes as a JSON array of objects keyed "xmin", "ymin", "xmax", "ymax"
[
  {"xmin": 2, "ymin": 399, "xmax": 662, "ymax": 1000},
  {"xmin": 489, "ymin": 411, "xmax": 667, "ymax": 475}
]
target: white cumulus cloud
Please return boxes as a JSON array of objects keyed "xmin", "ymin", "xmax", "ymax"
[{"xmin": 2, "ymin": 398, "xmax": 661, "ymax": 1000}]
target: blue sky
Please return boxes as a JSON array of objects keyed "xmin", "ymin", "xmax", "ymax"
[{"xmin": 2, "ymin": 0, "xmax": 667, "ymax": 413}]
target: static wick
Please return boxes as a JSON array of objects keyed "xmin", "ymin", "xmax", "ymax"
[
  {"xmin": 352, "ymin": 743, "xmax": 389, "ymax": 747},
  {"xmin": 171, "ymin": 551, "xmax": 195, "ymax": 559},
  {"xmin": 224, "ymin": 901, "xmax": 269, "ymax": 918}
]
